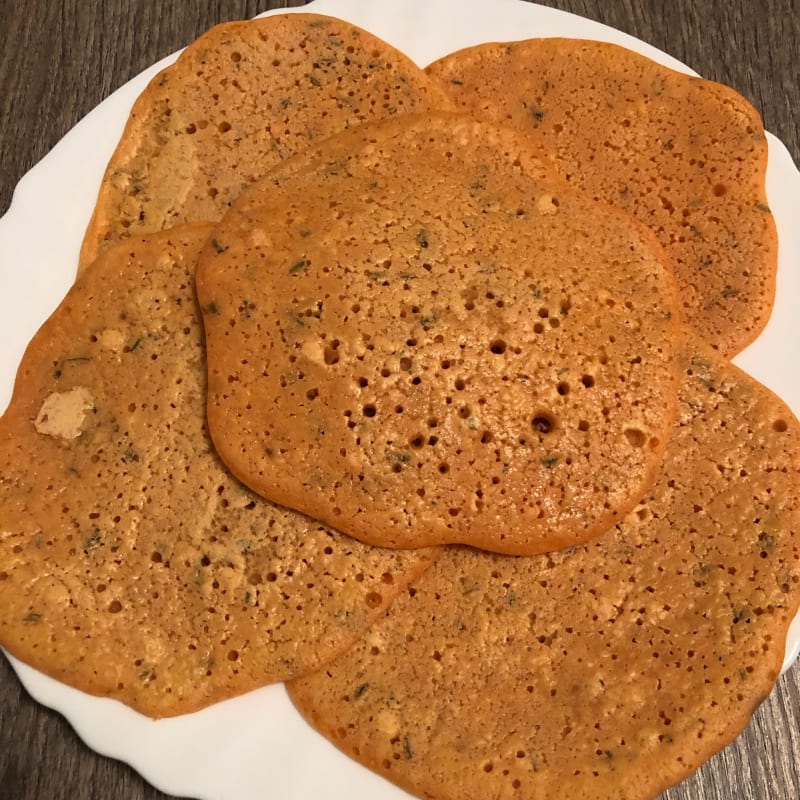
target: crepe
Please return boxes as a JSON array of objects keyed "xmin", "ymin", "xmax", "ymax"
[
  {"xmin": 196, "ymin": 113, "xmax": 682, "ymax": 555},
  {"xmin": 78, "ymin": 12, "xmax": 453, "ymax": 271},
  {"xmin": 288, "ymin": 341, "xmax": 800, "ymax": 800},
  {"xmin": 427, "ymin": 38, "xmax": 778, "ymax": 357},
  {"xmin": 0, "ymin": 226, "xmax": 437, "ymax": 717}
]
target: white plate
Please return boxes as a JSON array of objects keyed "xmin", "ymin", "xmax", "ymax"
[{"xmin": 1, "ymin": 1, "xmax": 799, "ymax": 798}]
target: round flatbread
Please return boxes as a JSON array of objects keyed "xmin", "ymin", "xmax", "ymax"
[
  {"xmin": 78, "ymin": 12, "xmax": 453, "ymax": 271},
  {"xmin": 288, "ymin": 341, "xmax": 800, "ymax": 800},
  {"xmin": 196, "ymin": 113, "xmax": 682, "ymax": 555},
  {"xmin": 0, "ymin": 226, "xmax": 437, "ymax": 717},
  {"xmin": 427, "ymin": 38, "xmax": 777, "ymax": 357}
]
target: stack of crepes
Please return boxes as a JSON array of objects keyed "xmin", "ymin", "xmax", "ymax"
[{"xmin": 1, "ymin": 13, "xmax": 797, "ymax": 800}]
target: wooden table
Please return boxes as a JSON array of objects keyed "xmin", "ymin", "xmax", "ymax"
[{"xmin": 0, "ymin": 1, "xmax": 797, "ymax": 798}]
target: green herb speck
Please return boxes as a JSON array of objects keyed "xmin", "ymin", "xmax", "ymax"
[
  {"xmin": 23, "ymin": 612, "xmax": 42, "ymax": 624},
  {"xmin": 354, "ymin": 682, "xmax": 370, "ymax": 699},
  {"xmin": 83, "ymin": 530, "xmax": 102, "ymax": 550},
  {"xmin": 419, "ymin": 315, "xmax": 437, "ymax": 328},
  {"xmin": 541, "ymin": 455, "xmax": 559, "ymax": 468},
  {"xmin": 403, "ymin": 736, "xmax": 414, "ymax": 760},
  {"xmin": 733, "ymin": 606, "xmax": 750, "ymax": 624},
  {"xmin": 211, "ymin": 238, "xmax": 228, "ymax": 254},
  {"xmin": 289, "ymin": 259, "xmax": 309, "ymax": 276},
  {"xmin": 529, "ymin": 105, "xmax": 545, "ymax": 122},
  {"xmin": 758, "ymin": 531, "xmax": 776, "ymax": 552},
  {"xmin": 54, "ymin": 355, "xmax": 91, "ymax": 378}
]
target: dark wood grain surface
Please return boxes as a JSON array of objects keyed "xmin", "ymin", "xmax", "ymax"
[{"xmin": 0, "ymin": 1, "xmax": 797, "ymax": 798}]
